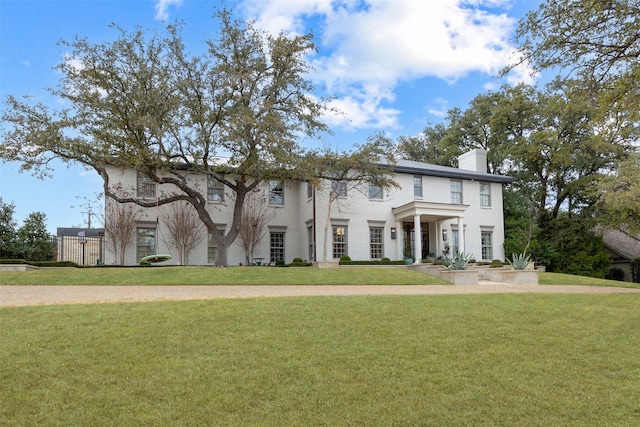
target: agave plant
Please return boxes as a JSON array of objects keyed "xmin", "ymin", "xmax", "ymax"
[
  {"xmin": 446, "ymin": 252, "xmax": 473, "ymax": 270},
  {"xmin": 508, "ymin": 253, "xmax": 531, "ymax": 270}
]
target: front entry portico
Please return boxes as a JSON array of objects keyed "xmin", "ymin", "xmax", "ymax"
[{"xmin": 392, "ymin": 201, "xmax": 469, "ymax": 263}]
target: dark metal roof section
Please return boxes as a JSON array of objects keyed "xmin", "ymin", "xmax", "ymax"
[{"xmin": 378, "ymin": 158, "xmax": 515, "ymax": 184}]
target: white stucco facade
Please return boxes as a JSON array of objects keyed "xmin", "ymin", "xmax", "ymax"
[{"xmin": 103, "ymin": 149, "xmax": 513, "ymax": 266}]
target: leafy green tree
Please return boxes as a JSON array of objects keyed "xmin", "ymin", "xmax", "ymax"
[
  {"xmin": 511, "ymin": 0, "xmax": 640, "ymax": 231},
  {"xmin": 396, "ymin": 122, "xmax": 451, "ymax": 165},
  {"xmin": 599, "ymin": 151, "xmax": 640, "ymax": 233},
  {"xmin": 0, "ymin": 9, "xmax": 395, "ymax": 266},
  {"xmin": 0, "ymin": 197, "xmax": 18, "ymax": 258},
  {"xmin": 511, "ymin": 0, "xmax": 640, "ymax": 115},
  {"xmin": 15, "ymin": 212, "xmax": 54, "ymax": 261},
  {"xmin": 541, "ymin": 215, "xmax": 610, "ymax": 278}
]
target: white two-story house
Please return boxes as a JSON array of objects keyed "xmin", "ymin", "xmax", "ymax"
[{"xmin": 103, "ymin": 149, "xmax": 513, "ymax": 265}]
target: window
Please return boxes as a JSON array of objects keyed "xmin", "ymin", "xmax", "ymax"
[
  {"xmin": 270, "ymin": 232, "xmax": 285, "ymax": 263},
  {"xmin": 414, "ymin": 176, "xmax": 423, "ymax": 198},
  {"xmin": 269, "ymin": 180, "xmax": 284, "ymax": 206},
  {"xmin": 208, "ymin": 228, "xmax": 225, "ymax": 263},
  {"xmin": 308, "ymin": 225, "xmax": 314, "ymax": 261},
  {"xmin": 307, "ymin": 182, "xmax": 313, "ymax": 199},
  {"xmin": 480, "ymin": 183, "xmax": 491, "ymax": 207},
  {"xmin": 331, "ymin": 180, "xmax": 347, "ymax": 198},
  {"xmin": 137, "ymin": 172, "xmax": 155, "ymax": 198},
  {"xmin": 332, "ymin": 225, "xmax": 348, "ymax": 259},
  {"xmin": 450, "ymin": 180, "xmax": 462, "ymax": 204},
  {"xmin": 452, "ymin": 229, "xmax": 459, "ymax": 255},
  {"xmin": 207, "ymin": 176, "xmax": 225, "ymax": 202},
  {"xmin": 370, "ymin": 227, "xmax": 384, "ymax": 259},
  {"xmin": 481, "ymin": 231, "xmax": 493, "ymax": 261},
  {"xmin": 136, "ymin": 227, "xmax": 156, "ymax": 262},
  {"xmin": 368, "ymin": 183, "xmax": 382, "ymax": 199}
]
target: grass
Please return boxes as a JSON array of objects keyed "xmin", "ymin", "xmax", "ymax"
[
  {"xmin": 2, "ymin": 294, "xmax": 640, "ymax": 425},
  {"xmin": 2, "ymin": 265, "xmax": 639, "ymax": 287},
  {"xmin": 0, "ymin": 266, "xmax": 449, "ymax": 286}
]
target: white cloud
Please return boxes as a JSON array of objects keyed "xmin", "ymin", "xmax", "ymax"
[
  {"xmin": 244, "ymin": 0, "xmax": 536, "ymax": 131},
  {"xmin": 154, "ymin": 0, "xmax": 183, "ymax": 22},
  {"xmin": 426, "ymin": 97, "xmax": 450, "ymax": 118}
]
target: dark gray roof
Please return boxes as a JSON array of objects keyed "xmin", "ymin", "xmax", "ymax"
[
  {"xmin": 378, "ymin": 158, "xmax": 515, "ymax": 184},
  {"xmin": 602, "ymin": 229, "xmax": 640, "ymax": 260}
]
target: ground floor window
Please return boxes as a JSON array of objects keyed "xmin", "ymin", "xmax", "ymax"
[
  {"xmin": 481, "ymin": 231, "xmax": 493, "ymax": 261},
  {"xmin": 452, "ymin": 229, "xmax": 459, "ymax": 255},
  {"xmin": 207, "ymin": 228, "xmax": 225, "ymax": 264},
  {"xmin": 333, "ymin": 226, "xmax": 347, "ymax": 259},
  {"xmin": 137, "ymin": 227, "xmax": 156, "ymax": 262},
  {"xmin": 270, "ymin": 232, "xmax": 285, "ymax": 263},
  {"xmin": 370, "ymin": 227, "xmax": 383, "ymax": 259},
  {"xmin": 307, "ymin": 226, "xmax": 314, "ymax": 261}
]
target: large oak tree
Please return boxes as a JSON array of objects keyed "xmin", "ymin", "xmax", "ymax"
[{"xmin": 1, "ymin": 9, "xmax": 395, "ymax": 266}]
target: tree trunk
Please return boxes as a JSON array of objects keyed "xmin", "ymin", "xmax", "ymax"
[{"xmin": 214, "ymin": 241, "xmax": 230, "ymax": 267}]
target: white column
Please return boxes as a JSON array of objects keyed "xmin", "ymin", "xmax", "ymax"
[
  {"xmin": 458, "ymin": 216, "xmax": 465, "ymax": 254},
  {"xmin": 414, "ymin": 215, "xmax": 422, "ymax": 264}
]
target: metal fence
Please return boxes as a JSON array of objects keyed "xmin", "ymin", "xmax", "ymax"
[{"xmin": 52, "ymin": 235, "xmax": 105, "ymax": 266}]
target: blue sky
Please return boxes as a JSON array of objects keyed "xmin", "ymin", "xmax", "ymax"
[{"xmin": 0, "ymin": 0, "xmax": 541, "ymax": 233}]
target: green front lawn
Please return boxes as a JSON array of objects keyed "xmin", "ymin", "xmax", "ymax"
[
  {"xmin": 0, "ymin": 266, "xmax": 448, "ymax": 285},
  {"xmin": 2, "ymin": 265, "xmax": 639, "ymax": 287},
  {"xmin": 2, "ymin": 294, "xmax": 640, "ymax": 425}
]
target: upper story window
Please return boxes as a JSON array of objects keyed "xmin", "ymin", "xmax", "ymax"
[
  {"xmin": 269, "ymin": 180, "xmax": 284, "ymax": 206},
  {"xmin": 368, "ymin": 183, "xmax": 383, "ymax": 200},
  {"xmin": 414, "ymin": 176, "xmax": 423, "ymax": 198},
  {"xmin": 207, "ymin": 176, "xmax": 224, "ymax": 202},
  {"xmin": 480, "ymin": 183, "xmax": 491, "ymax": 207},
  {"xmin": 137, "ymin": 172, "xmax": 156, "ymax": 198},
  {"xmin": 307, "ymin": 182, "xmax": 313, "ymax": 200},
  {"xmin": 331, "ymin": 180, "xmax": 347, "ymax": 198},
  {"xmin": 450, "ymin": 180, "xmax": 463, "ymax": 204}
]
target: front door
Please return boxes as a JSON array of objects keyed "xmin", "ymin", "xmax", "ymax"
[{"xmin": 403, "ymin": 222, "xmax": 430, "ymax": 260}]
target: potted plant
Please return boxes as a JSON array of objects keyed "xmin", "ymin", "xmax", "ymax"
[
  {"xmin": 403, "ymin": 247, "xmax": 414, "ymax": 264},
  {"xmin": 440, "ymin": 252, "xmax": 478, "ymax": 285}
]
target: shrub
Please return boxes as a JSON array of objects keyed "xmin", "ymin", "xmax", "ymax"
[
  {"xmin": 339, "ymin": 255, "xmax": 352, "ymax": 264},
  {"xmin": 490, "ymin": 259, "xmax": 503, "ymax": 268},
  {"xmin": 339, "ymin": 259, "xmax": 406, "ymax": 266},
  {"xmin": 0, "ymin": 259, "xmax": 79, "ymax": 268},
  {"xmin": 289, "ymin": 260, "xmax": 312, "ymax": 267},
  {"xmin": 33, "ymin": 261, "xmax": 79, "ymax": 268},
  {"xmin": 275, "ymin": 259, "xmax": 286, "ymax": 267},
  {"xmin": 631, "ymin": 258, "xmax": 640, "ymax": 283},
  {"xmin": 605, "ymin": 268, "xmax": 625, "ymax": 282}
]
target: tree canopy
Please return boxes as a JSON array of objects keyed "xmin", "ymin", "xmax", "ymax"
[
  {"xmin": 509, "ymin": 0, "xmax": 640, "ymax": 237},
  {"xmin": 511, "ymin": 0, "xmax": 640, "ymax": 118},
  {"xmin": 0, "ymin": 198, "xmax": 54, "ymax": 261},
  {"xmin": 1, "ymin": 8, "xmax": 396, "ymax": 266}
]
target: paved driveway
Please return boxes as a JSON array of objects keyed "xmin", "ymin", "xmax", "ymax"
[{"xmin": 2, "ymin": 284, "xmax": 640, "ymax": 307}]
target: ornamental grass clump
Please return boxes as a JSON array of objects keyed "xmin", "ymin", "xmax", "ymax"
[{"xmin": 508, "ymin": 253, "xmax": 531, "ymax": 270}]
